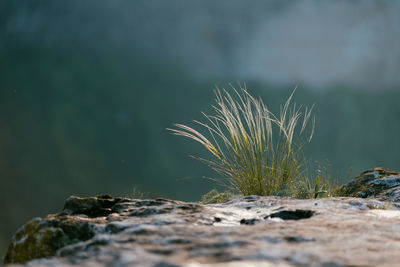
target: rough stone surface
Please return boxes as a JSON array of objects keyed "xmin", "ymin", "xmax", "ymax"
[
  {"xmin": 336, "ymin": 167, "xmax": 400, "ymax": 202},
  {"xmin": 3, "ymin": 169, "xmax": 400, "ymax": 267}
]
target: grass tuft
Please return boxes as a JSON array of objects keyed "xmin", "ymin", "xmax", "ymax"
[{"xmin": 168, "ymin": 85, "xmax": 332, "ymax": 198}]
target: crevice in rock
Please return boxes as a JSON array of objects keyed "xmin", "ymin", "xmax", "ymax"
[
  {"xmin": 284, "ymin": 236, "xmax": 315, "ymax": 243},
  {"xmin": 265, "ymin": 209, "xmax": 315, "ymax": 220},
  {"xmin": 214, "ymin": 217, "xmax": 222, "ymax": 222},
  {"xmin": 134, "ymin": 200, "xmax": 167, "ymax": 207},
  {"xmin": 128, "ymin": 207, "xmax": 171, "ymax": 217},
  {"xmin": 240, "ymin": 218, "xmax": 260, "ymax": 225},
  {"xmin": 147, "ymin": 248, "xmax": 175, "ymax": 256}
]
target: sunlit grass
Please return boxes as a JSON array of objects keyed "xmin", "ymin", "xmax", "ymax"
[{"xmin": 168, "ymin": 85, "xmax": 327, "ymax": 197}]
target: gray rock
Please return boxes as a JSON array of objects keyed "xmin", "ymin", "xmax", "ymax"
[
  {"xmin": 3, "ymin": 169, "xmax": 400, "ymax": 267},
  {"xmin": 336, "ymin": 167, "xmax": 400, "ymax": 202}
]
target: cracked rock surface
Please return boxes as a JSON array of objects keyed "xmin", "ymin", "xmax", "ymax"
[{"xmin": 3, "ymin": 168, "xmax": 400, "ymax": 267}]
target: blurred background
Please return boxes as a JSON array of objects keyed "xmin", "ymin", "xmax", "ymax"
[{"xmin": 1, "ymin": 0, "xmax": 400, "ymax": 256}]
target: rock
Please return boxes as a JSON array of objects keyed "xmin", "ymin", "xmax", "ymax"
[
  {"xmin": 336, "ymin": 167, "xmax": 400, "ymax": 202},
  {"xmin": 3, "ymin": 195, "xmax": 203, "ymax": 266},
  {"xmin": 3, "ymin": 169, "xmax": 400, "ymax": 267},
  {"xmin": 2, "ymin": 195, "xmax": 120, "ymax": 264}
]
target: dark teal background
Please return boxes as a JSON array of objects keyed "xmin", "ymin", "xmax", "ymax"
[{"xmin": 1, "ymin": 1, "xmax": 400, "ymax": 257}]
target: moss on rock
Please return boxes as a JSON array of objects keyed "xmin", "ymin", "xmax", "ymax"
[
  {"xmin": 3, "ymin": 195, "xmax": 112, "ymax": 264},
  {"xmin": 3, "ymin": 217, "xmax": 69, "ymax": 264},
  {"xmin": 200, "ymin": 189, "xmax": 238, "ymax": 204}
]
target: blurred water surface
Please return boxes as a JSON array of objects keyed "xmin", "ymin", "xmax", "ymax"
[{"xmin": 1, "ymin": 0, "xmax": 400, "ymax": 257}]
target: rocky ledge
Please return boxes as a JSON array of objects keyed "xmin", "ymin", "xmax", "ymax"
[{"xmin": 3, "ymin": 168, "xmax": 400, "ymax": 267}]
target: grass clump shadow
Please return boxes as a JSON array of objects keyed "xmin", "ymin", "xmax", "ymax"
[{"xmin": 168, "ymin": 85, "xmax": 334, "ymax": 199}]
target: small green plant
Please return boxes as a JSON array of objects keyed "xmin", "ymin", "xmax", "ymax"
[
  {"xmin": 131, "ymin": 187, "xmax": 146, "ymax": 199},
  {"xmin": 200, "ymin": 189, "xmax": 238, "ymax": 204},
  {"xmin": 368, "ymin": 204, "xmax": 394, "ymax": 210},
  {"xmin": 296, "ymin": 160, "xmax": 339, "ymax": 198},
  {"xmin": 168, "ymin": 85, "xmax": 322, "ymax": 197}
]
